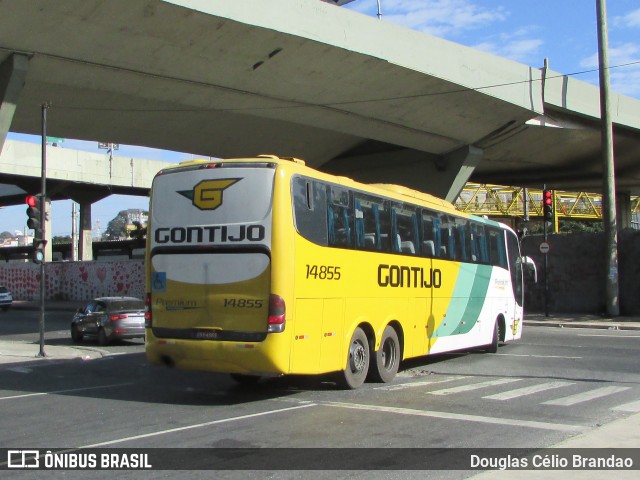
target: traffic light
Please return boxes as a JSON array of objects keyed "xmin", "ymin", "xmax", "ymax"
[
  {"xmin": 542, "ymin": 189, "xmax": 554, "ymax": 222},
  {"xmin": 32, "ymin": 239, "xmax": 47, "ymax": 264},
  {"xmin": 25, "ymin": 195, "xmax": 42, "ymax": 238}
]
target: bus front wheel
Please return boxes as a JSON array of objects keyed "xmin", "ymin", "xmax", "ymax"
[
  {"xmin": 486, "ymin": 321, "xmax": 500, "ymax": 354},
  {"xmin": 339, "ymin": 327, "xmax": 370, "ymax": 389},
  {"xmin": 369, "ymin": 325, "xmax": 400, "ymax": 383}
]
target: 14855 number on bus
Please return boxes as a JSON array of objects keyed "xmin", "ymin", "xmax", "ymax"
[{"xmin": 305, "ymin": 265, "xmax": 341, "ymax": 280}]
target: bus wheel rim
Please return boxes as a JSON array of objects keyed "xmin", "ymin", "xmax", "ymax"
[
  {"xmin": 350, "ymin": 340, "xmax": 366, "ymax": 373},
  {"xmin": 381, "ymin": 338, "xmax": 396, "ymax": 371}
]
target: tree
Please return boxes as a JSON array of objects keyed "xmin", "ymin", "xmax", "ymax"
[
  {"xmin": 103, "ymin": 211, "xmax": 128, "ymax": 240},
  {"xmin": 52, "ymin": 235, "xmax": 71, "ymax": 244},
  {"xmin": 129, "ymin": 221, "xmax": 146, "ymax": 241}
]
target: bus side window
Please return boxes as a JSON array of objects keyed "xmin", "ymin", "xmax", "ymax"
[
  {"xmin": 391, "ymin": 203, "xmax": 419, "ymax": 255},
  {"xmin": 377, "ymin": 200, "xmax": 391, "ymax": 252},
  {"xmin": 292, "ymin": 177, "xmax": 328, "ymax": 246},
  {"xmin": 355, "ymin": 199, "xmax": 365, "ymax": 249},
  {"xmin": 354, "ymin": 194, "xmax": 388, "ymax": 251},
  {"xmin": 328, "ymin": 186, "xmax": 353, "ymax": 248},
  {"xmin": 453, "ymin": 218, "xmax": 470, "ymax": 262},
  {"xmin": 469, "ymin": 222, "xmax": 489, "ymax": 264},
  {"xmin": 422, "ymin": 211, "xmax": 440, "ymax": 258},
  {"xmin": 439, "ymin": 215, "xmax": 453, "ymax": 259},
  {"xmin": 478, "ymin": 224, "xmax": 489, "ymax": 263},
  {"xmin": 488, "ymin": 228, "xmax": 507, "ymax": 269}
]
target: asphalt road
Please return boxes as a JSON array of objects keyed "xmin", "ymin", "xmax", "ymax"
[{"xmin": 1, "ymin": 307, "xmax": 640, "ymax": 479}]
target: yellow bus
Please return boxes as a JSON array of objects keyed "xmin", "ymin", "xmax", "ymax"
[{"xmin": 145, "ymin": 155, "xmax": 534, "ymax": 388}]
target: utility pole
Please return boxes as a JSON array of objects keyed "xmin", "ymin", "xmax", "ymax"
[
  {"xmin": 596, "ymin": 0, "xmax": 620, "ymax": 316},
  {"xmin": 38, "ymin": 103, "xmax": 48, "ymax": 357},
  {"xmin": 376, "ymin": 0, "xmax": 382, "ymax": 19}
]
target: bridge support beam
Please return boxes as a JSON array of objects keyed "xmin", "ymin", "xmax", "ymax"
[
  {"xmin": 0, "ymin": 54, "xmax": 29, "ymax": 155},
  {"xmin": 438, "ymin": 145, "xmax": 484, "ymax": 203},
  {"xmin": 322, "ymin": 145, "xmax": 483, "ymax": 202}
]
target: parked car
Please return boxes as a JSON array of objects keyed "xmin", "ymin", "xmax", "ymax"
[
  {"xmin": 0, "ymin": 286, "xmax": 13, "ymax": 311},
  {"xmin": 70, "ymin": 297, "xmax": 145, "ymax": 346}
]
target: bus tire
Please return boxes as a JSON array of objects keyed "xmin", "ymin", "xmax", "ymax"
[
  {"xmin": 369, "ymin": 325, "xmax": 400, "ymax": 383},
  {"xmin": 486, "ymin": 321, "xmax": 500, "ymax": 354},
  {"xmin": 339, "ymin": 327, "xmax": 369, "ymax": 389}
]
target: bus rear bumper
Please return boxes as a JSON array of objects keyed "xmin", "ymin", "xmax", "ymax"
[{"xmin": 145, "ymin": 330, "xmax": 288, "ymax": 376}]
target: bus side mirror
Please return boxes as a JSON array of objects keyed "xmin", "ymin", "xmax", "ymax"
[{"xmin": 520, "ymin": 256, "xmax": 537, "ymax": 283}]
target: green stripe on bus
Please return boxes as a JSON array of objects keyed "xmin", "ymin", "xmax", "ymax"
[{"xmin": 435, "ymin": 264, "xmax": 492, "ymax": 337}]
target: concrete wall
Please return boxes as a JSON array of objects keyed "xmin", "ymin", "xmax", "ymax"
[
  {"xmin": 0, "ymin": 260, "xmax": 144, "ymax": 302},
  {"xmin": 1, "ymin": 231, "xmax": 639, "ymax": 314},
  {"xmin": 522, "ymin": 230, "xmax": 640, "ymax": 315}
]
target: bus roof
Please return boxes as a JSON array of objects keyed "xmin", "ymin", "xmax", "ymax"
[{"xmin": 159, "ymin": 154, "xmax": 508, "ymax": 230}]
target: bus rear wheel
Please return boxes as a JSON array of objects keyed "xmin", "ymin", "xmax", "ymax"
[
  {"xmin": 339, "ymin": 327, "xmax": 369, "ymax": 389},
  {"xmin": 369, "ymin": 326, "xmax": 400, "ymax": 383}
]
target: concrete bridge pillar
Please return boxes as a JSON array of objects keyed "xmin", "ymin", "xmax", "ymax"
[
  {"xmin": 0, "ymin": 54, "xmax": 29, "ymax": 154},
  {"xmin": 78, "ymin": 201, "xmax": 94, "ymax": 261},
  {"xmin": 616, "ymin": 192, "xmax": 632, "ymax": 230},
  {"xmin": 70, "ymin": 191, "xmax": 110, "ymax": 261}
]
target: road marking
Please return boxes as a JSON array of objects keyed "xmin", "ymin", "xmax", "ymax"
[
  {"xmin": 6, "ymin": 367, "xmax": 32, "ymax": 374},
  {"xmin": 428, "ymin": 378, "xmax": 521, "ymax": 395},
  {"xmin": 495, "ymin": 353, "xmax": 583, "ymax": 359},
  {"xmin": 578, "ymin": 334, "xmax": 640, "ymax": 338},
  {"xmin": 483, "ymin": 381, "xmax": 575, "ymax": 401},
  {"xmin": 0, "ymin": 382, "xmax": 133, "ymax": 401},
  {"xmin": 375, "ymin": 376, "xmax": 470, "ymax": 391},
  {"xmin": 323, "ymin": 401, "xmax": 584, "ymax": 432},
  {"xmin": 81, "ymin": 403, "xmax": 317, "ymax": 447},
  {"xmin": 612, "ymin": 400, "xmax": 640, "ymax": 412},
  {"xmin": 542, "ymin": 386, "xmax": 631, "ymax": 406}
]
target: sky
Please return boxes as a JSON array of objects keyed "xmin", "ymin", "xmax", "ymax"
[{"xmin": 2, "ymin": 0, "xmax": 639, "ymax": 238}]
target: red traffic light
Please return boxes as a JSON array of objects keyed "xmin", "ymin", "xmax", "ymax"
[
  {"xmin": 25, "ymin": 195, "xmax": 38, "ymax": 208},
  {"xmin": 25, "ymin": 195, "xmax": 42, "ymax": 233},
  {"xmin": 542, "ymin": 189, "xmax": 554, "ymax": 221}
]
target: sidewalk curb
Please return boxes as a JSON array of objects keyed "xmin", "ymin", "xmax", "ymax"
[
  {"xmin": 524, "ymin": 320, "xmax": 640, "ymax": 331},
  {"xmin": 0, "ymin": 340, "xmax": 108, "ymax": 365}
]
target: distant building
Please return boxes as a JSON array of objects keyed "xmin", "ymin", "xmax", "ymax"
[
  {"xmin": 124, "ymin": 209, "xmax": 148, "ymax": 227},
  {"xmin": 0, "ymin": 231, "xmax": 29, "ymax": 247}
]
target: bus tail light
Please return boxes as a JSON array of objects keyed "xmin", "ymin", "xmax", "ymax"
[
  {"xmin": 145, "ymin": 292, "xmax": 152, "ymax": 328},
  {"xmin": 267, "ymin": 294, "xmax": 285, "ymax": 333}
]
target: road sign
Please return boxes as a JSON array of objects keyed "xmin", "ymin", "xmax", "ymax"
[
  {"xmin": 539, "ymin": 242, "xmax": 550, "ymax": 254},
  {"xmin": 46, "ymin": 136, "xmax": 64, "ymax": 145},
  {"xmin": 98, "ymin": 142, "xmax": 119, "ymax": 150}
]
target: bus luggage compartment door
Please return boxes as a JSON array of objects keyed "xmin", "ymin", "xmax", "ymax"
[{"xmin": 150, "ymin": 251, "xmax": 271, "ymax": 337}]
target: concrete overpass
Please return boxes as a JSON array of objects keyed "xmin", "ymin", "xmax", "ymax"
[
  {"xmin": 0, "ymin": 139, "xmax": 169, "ymax": 259},
  {"xmin": 1, "ymin": 1, "xmax": 640, "ymax": 208}
]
